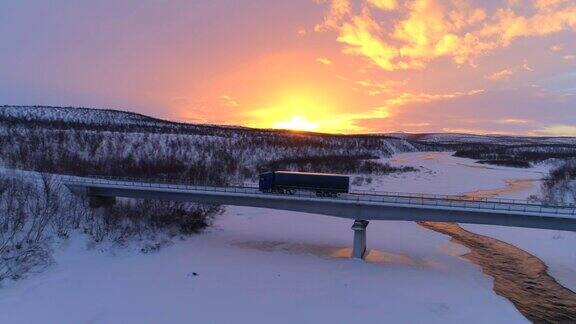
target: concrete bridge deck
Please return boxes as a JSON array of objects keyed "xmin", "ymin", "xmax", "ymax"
[{"xmin": 63, "ymin": 176, "xmax": 576, "ymax": 258}]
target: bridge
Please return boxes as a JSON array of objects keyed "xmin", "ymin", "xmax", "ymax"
[{"xmin": 63, "ymin": 176, "xmax": 576, "ymax": 259}]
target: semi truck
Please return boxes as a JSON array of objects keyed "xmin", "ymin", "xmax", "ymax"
[{"xmin": 258, "ymin": 171, "xmax": 349, "ymax": 197}]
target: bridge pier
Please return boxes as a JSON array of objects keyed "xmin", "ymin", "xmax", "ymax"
[{"xmin": 351, "ymin": 220, "xmax": 369, "ymax": 259}]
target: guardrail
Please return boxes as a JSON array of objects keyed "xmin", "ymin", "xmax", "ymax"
[{"xmin": 61, "ymin": 175, "xmax": 576, "ymax": 217}]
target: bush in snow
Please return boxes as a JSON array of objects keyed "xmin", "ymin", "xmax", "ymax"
[
  {"xmin": 0, "ymin": 171, "xmax": 221, "ymax": 285},
  {"xmin": 0, "ymin": 173, "xmax": 68, "ymax": 282},
  {"xmin": 83, "ymin": 200, "xmax": 220, "ymax": 246},
  {"xmin": 540, "ymin": 159, "xmax": 576, "ymax": 205},
  {"xmin": 452, "ymin": 144, "xmax": 576, "ymax": 167}
]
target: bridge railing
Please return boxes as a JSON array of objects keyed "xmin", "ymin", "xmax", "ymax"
[
  {"xmin": 65, "ymin": 175, "xmax": 540, "ymax": 205},
  {"xmin": 60, "ymin": 175, "xmax": 576, "ymax": 217}
]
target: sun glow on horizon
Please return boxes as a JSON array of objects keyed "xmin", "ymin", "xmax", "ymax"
[
  {"xmin": 272, "ymin": 115, "xmax": 319, "ymax": 131},
  {"xmin": 246, "ymin": 90, "xmax": 358, "ymax": 133}
]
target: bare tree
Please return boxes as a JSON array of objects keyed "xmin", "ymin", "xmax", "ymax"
[{"xmin": 0, "ymin": 173, "xmax": 54, "ymax": 282}]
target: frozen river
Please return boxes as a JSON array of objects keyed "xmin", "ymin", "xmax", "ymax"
[{"xmin": 385, "ymin": 152, "xmax": 576, "ymax": 289}]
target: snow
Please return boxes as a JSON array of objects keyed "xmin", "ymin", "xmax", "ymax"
[
  {"xmin": 1, "ymin": 151, "xmax": 574, "ymax": 323},
  {"xmin": 0, "ymin": 209, "xmax": 525, "ymax": 323},
  {"xmin": 381, "ymin": 152, "xmax": 576, "ymax": 292},
  {"xmin": 366, "ymin": 151, "xmax": 548, "ymax": 196}
]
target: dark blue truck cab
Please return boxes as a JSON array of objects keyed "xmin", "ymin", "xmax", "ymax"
[{"xmin": 259, "ymin": 171, "xmax": 349, "ymax": 196}]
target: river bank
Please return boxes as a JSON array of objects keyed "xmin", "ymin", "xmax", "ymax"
[{"xmin": 381, "ymin": 152, "xmax": 576, "ymax": 320}]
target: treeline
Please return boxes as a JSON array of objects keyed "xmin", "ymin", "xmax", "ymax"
[
  {"xmin": 450, "ymin": 144, "xmax": 576, "ymax": 167},
  {"xmin": 0, "ymin": 126, "xmax": 417, "ymax": 184},
  {"xmin": 259, "ymin": 154, "xmax": 417, "ymax": 175}
]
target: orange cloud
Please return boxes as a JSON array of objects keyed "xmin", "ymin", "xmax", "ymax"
[
  {"xmin": 486, "ymin": 61, "xmax": 536, "ymax": 81},
  {"xmin": 316, "ymin": 0, "xmax": 576, "ymax": 71},
  {"xmin": 440, "ymin": 127, "xmax": 515, "ymax": 135},
  {"xmin": 534, "ymin": 0, "xmax": 569, "ymax": 10},
  {"xmin": 550, "ymin": 44, "xmax": 563, "ymax": 52},
  {"xmin": 381, "ymin": 89, "xmax": 484, "ymax": 107},
  {"xmin": 486, "ymin": 68, "xmax": 514, "ymax": 81},
  {"xmin": 315, "ymin": 0, "xmax": 351, "ymax": 31},
  {"xmin": 342, "ymin": 88, "xmax": 485, "ymax": 132},
  {"xmin": 221, "ymin": 95, "xmax": 240, "ymax": 107},
  {"xmin": 355, "ymin": 79, "xmax": 404, "ymax": 96},
  {"xmin": 497, "ymin": 118, "xmax": 532, "ymax": 124},
  {"xmin": 367, "ymin": 0, "xmax": 397, "ymax": 11},
  {"xmin": 522, "ymin": 61, "xmax": 534, "ymax": 72},
  {"xmin": 316, "ymin": 57, "xmax": 333, "ymax": 65},
  {"xmin": 337, "ymin": 14, "xmax": 400, "ymax": 70}
]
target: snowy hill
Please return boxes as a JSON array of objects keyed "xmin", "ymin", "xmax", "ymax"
[
  {"xmin": 0, "ymin": 105, "xmax": 255, "ymax": 136},
  {"xmin": 0, "ymin": 105, "xmax": 156, "ymax": 126},
  {"xmin": 0, "ymin": 105, "xmax": 424, "ymax": 185},
  {"xmin": 390, "ymin": 132, "xmax": 576, "ymax": 146},
  {"xmin": 2, "ymin": 105, "xmax": 574, "ymax": 146}
]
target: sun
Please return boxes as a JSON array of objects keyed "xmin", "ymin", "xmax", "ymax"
[
  {"xmin": 246, "ymin": 88, "xmax": 354, "ymax": 133},
  {"xmin": 272, "ymin": 115, "xmax": 319, "ymax": 131}
]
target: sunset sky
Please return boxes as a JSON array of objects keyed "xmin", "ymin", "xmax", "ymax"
[{"xmin": 1, "ymin": 0, "xmax": 575, "ymax": 135}]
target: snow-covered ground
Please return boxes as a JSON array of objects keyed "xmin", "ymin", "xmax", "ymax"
[
  {"xmin": 372, "ymin": 151, "xmax": 549, "ymax": 196},
  {"xmin": 0, "ymin": 152, "xmax": 574, "ymax": 323},
  {"xmin": 0, "ymin": 212, "xmax": 524, "ymax": 323},
  {"xmin": 383, "ymin": 152, "xmax": 576, "ymax": 292}
]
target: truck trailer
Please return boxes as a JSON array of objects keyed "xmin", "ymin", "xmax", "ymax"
[{"xmin": 258, "ymin": 171, "xmax": 349, "ymax": 196}]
